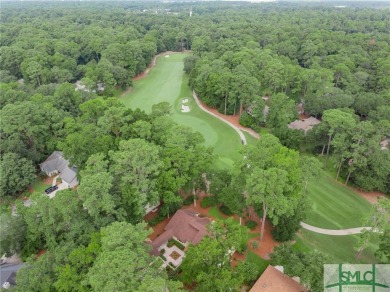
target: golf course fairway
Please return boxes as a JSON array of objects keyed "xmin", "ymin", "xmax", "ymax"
[{"xmin": 121, "ymin": 53, "xmax": 242, "ymax": 169}]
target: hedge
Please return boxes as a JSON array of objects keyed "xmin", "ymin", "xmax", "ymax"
[
  {"xmin": 219, "ymin": 205, "xmax": 234, "ymax": 215},
  {"xmin": 245, "ymin": 220, "xmax": 258, "ymax": 230},
  {"xmin": 183, "ymin": 195, "xmax": 194, "ymax": 206}
]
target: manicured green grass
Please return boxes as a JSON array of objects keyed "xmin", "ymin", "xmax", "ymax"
[
  {"xmin": 295, "ymin": 230, "xmax": 380, "ymax": 264},
  {"xmin": 208, "ymin": 206, "xmax": 225, "ymax": 220},
  {"xmin": 305, "ymin": 174, "xmax": 372, "ymax": 229},
  {"xmin": 31, "ymin": 176, "xmax": 50, "ymax": 194},
  {"xmin": 246, "ymin": 250, "xmax": 269, "ymax": 274},
  {"xmin": 243, "ymin": 131, "xmax": 259, "ymax": 146},
  {"xmin": 120, "ymin": 53, "xmax": 241, "ymax": 169}
]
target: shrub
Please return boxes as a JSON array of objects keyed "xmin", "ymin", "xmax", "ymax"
[
  {"xmin": 160, "ymin": 255, "xmax": 166, "ymax": 261},
  {"xmin": 200, "ymin": 197, "xmax": 214, "ymax": 208},
  {"xmin": 174, "ymin": 240, "xmax": 185, "ymax": 250},
  {"xmin": 254, "ymin": 204, "xmax": 263, "ymax": 218},
  {"xmin": 169, "ymin": 262, "xmax": 176, "ymax": 268},
  {"xmin": 239, "ymin": 112, "xmax": 255, "ymax": 128},
  {"xmin": 148, "ymin": 213, "xmax": 166, "ymax": 227},
  {"xmin": 251, "ymin": 240, "xmax": 259, "ymax": 250},
  {"xmin": 183, "ymin": 195, "xmax": 194, "ymax": 206},
  {"xmin": 167, "ymin": 239, "xmax": 175, "ymax": 247},
  {"xmin": 160, "ymin": 249, "xmax": 165, "ymax": 255},
  {"xmin": 219, "ymin": 205, "xmax": 233, "ymax": 215},
  {"xmin": 245, "ymin": 220, "xmax": 258, "ymax": 230}
]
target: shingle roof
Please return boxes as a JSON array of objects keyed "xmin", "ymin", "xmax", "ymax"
[
  {"xmin": 150, "ymin": 209, "xmax": 210, "ymax": 255},
  {"xmin": 0, "ymin": 264, "xmax": 24, "ymax": 288},
  {"xmin": 288, "ymin": 117, "xmax": 321, "ymax": 133},
  {"xmin": 39, "ymin": 151, "xmax": 77, "ymax": 184},
  {"xmin": 250, "ymin": 265, "xmax": 307, "ymax": 292}
]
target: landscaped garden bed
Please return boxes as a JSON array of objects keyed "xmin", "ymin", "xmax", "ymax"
[{"xmin": 167, "ymin": 238, "xmax": 185, "ymax": 250}]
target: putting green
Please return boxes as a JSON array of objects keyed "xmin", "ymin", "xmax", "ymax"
[{"xmin": 120, "ymin": 53, "xmax": 242, "ymax": 169}]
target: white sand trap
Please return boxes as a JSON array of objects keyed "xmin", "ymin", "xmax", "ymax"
[
  {"xmin": 165, "ymin": 55, "xmax": 170, "ymax": 58},
  {"xmin": 181, "ymin": 104, "xmax": 190, "ymax": 113},
  {"xmin": 182, "ymin": 98, "xmax": 189, "ymax": 103}
]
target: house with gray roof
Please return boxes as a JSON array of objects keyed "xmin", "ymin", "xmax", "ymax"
[
  {"xmin": 39, "ymin": 151, "xmax": 78, "ymax": 188},
  {"xmin": 0, "ymin": 263, "xmax": 24, "ymax": 290},
  {"xmin": 288, "ymin": 117, "xmax": 321, "ymax": 134}
]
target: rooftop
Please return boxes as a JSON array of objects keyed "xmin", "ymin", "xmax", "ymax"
[
  {"xmin": 250, "ymin": 265, "xmax": 307, "ymax": 292},
  {"xmin": 288, "ymin": 117, "xmax": 321, "ymax": 133},
  {"xmin": 150, "ymin": 209, "xmax": 210, "ymax": 255}
]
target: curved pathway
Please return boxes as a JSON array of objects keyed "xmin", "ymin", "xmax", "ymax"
[
  {"xmin": 192, "ymin": 91, "xmax": 376, "ymax": 236},
  {"xmin": 300, "ymin": 222, "xmax": 378, "ymax": 235},
  {"xmin": 192, "ymin": 91, "xmax": 248, "ymax": 145}
]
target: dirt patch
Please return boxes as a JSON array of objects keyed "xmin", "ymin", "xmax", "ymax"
[
  {"xmin": 351, "ymin": 189, "xmax": 386, "ymax": 205},
  {"xmin": 170, "ymin": 251, "xmax": 181, "ymax": 260},
  {"xmin": 147, "ymin": 217, "xmax": 170, "ymax": 241}
]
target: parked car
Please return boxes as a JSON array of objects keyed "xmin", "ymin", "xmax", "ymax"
[{"xmin": 44, "ymin": 185, "xmax": 58, "ymax": 194}]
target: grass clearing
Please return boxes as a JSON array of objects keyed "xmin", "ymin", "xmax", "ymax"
[
  {"xmin": 243, "ymin": 131, "xmax": 258, "ymax": 146},
  {"xmin": 31, "ymin": 176, "xmax": 49, "ymax": 194},
  {"xmin": 296, "ymin": 230, "xmax": 380, "ymax": 263},
  {"xmin": 208, "ymin": 206, "xmax": 225, "ymax": 220},
  {"xmin": 306, "ymin": 174, "xmax": 372, "ymax": 229},
  {"xmin": 246, "ymin": 250, "xmax": 269, "ymax": 274},
  {"xmin": 120, "ymin": 53, "xmax": 241, "ymax": 169}
]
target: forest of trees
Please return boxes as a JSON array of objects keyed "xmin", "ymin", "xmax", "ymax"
[{"xmin": 0, "ymin": 1, "xmax": 389, "ymax": 291}]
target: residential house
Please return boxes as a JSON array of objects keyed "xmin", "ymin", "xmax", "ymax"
[
  {"xmin": 150, "ymin": 209, "xmax": 210, "ymax": 256},
  {"xmin": 250, "ymin": 265, "xmax": 307, "ymax": 292},
  {"xmin": 39, "ymin": 151, "xmax": 78, "ymax": 188},
  {"xmin": 288, "ymin": 117, "xmax": 321, "ymax": 134},
  {"xmin": 0, "ymin": 263, "xmax": 24, "ymax": 290}
]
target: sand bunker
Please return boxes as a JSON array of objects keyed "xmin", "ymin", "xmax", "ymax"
[
  {"xmin": 165, "ymin": 55, "xmax": 170, "ymax": 58},
  {"xmin": 182, "ymin": 98, "xmax": 189, "ymax": 103},
  {"xmin": 181, "ymin": 104, "xmax": 190, "ymax": 113}
]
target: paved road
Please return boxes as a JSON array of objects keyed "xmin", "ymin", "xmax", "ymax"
[{"xmin": 300, "ymin": 222, "xmax": 376, "ymax": 235}]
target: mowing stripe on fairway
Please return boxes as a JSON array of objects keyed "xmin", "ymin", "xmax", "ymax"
[{"xmin": 120, "ymin": 53, "xmax": 242, "ymax": 169}]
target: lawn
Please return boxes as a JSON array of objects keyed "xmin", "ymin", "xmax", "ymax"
[
  {"xmin": 246, "ymin": 250, "xmax": 269, "ymax": 274},
  {"xmin": 30, "ymin": 176, "xmax": 50, "ymax": 194},
  {"xmin": 208, "ymin": 206, "xmax": 225, "ymax": 220},
  {"xmin": 243, "ymin": 131, "xmax": 259, "ymax": 146},
  {"xmin": 305, "ymin": 174, "xmax": 372, "ymax": 229},
  {"xmin": 120, "ymin": 53, "xmax": 242, "ymax": 169},
  {"xmin": 295, "ymin": 230, "xmax": 380, "ymax": 264}
]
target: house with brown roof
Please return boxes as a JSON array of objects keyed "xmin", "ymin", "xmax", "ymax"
[
  {"xmin": 150, "ymin": 209, "xmax": 210, "ymax": 256},
  {"xmin": 288, "ymin": 117, "xmax": 321, "ymax": 134},
  {"xmin": 250, "ymin": 265, "xmax": 307, "ymax": 292}
]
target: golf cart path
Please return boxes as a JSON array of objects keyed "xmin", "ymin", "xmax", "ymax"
[
  {"xmin": 192, "ymin": 91, "xmax": 259, "ymax": 145},
  {"xmin": 300, "ymin": 222, "xmax": 377, "ymax": 235},
  {"xmin": 192, "ymin": 91, "xmax": 377, "ymax": 236}
]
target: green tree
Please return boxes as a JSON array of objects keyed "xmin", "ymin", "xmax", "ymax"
[
  {"xmin": 355, "ymin": 197, "xmax": 390, "ymax": 260},
  {"xmin": 241, "ymin": 135, "xmax": 303, "ymax": 242},
  {"xmin": 54, "ymin": 233, "xmax": 101, "ymax": 292},
  {"xmin": 77, "ymin": 172, "xmax": 119, "ymax": 225},
  {"xmin": 271, "ymin": 243, "xmax": 329, "ymax": 291},
  {"xmin": 87, "ymin": 221, "xmax": 181, "ymax": 291},
  {"xmin": 0, "ymin": 153, "xmax": 35, "ymax": 198},
  {"xmin": 181, "ymin": 237, "xmax": 241, "ymax": 292},
  {"xmin": 0, "ymin": 213, "xmax": 27, "ymax": 257},
  {"xmin": 375, "ymin": 230, "xmax": 390, "ymax": 263},
  {"xmin": 110, "ymin": 139, "xmax": 164, "ymax": 221}
]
